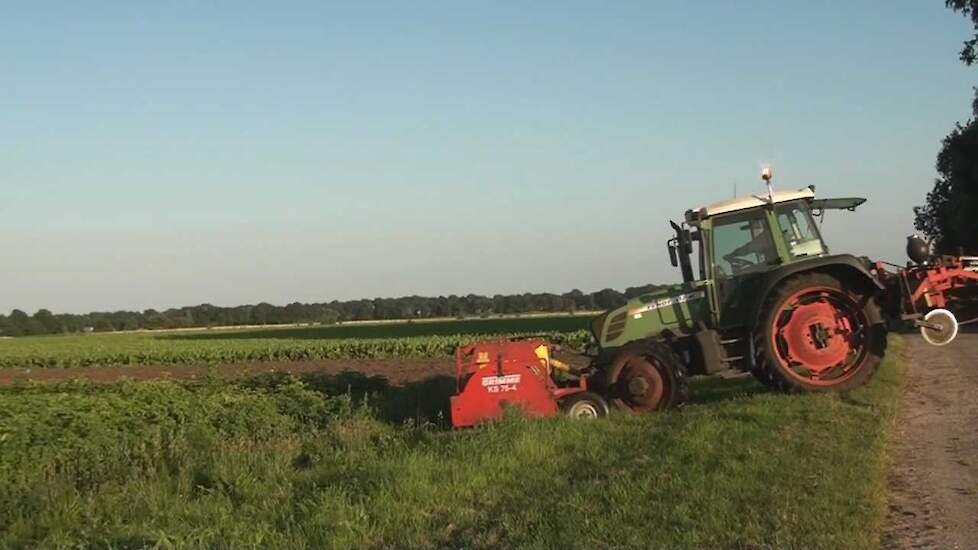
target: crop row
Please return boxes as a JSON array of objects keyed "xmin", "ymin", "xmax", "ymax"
[{"xmin": 0, "ymin": 330, "xmax": 594, "ymax": 369}]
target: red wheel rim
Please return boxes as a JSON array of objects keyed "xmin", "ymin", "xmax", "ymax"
[
  {"xmin": 615, "ymin": 355, "xmax": 666, "ymax": 412},
  {"xmin": 770, "ymin": 286, "xmax": 870, "ymax": 386}
]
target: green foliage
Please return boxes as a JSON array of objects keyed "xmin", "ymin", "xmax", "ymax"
[
  {"xmin": 0, "ymin": 338, "xmax": 907, "ymax": 548},
  {"xmin": 0, "ymin": 316, "xmax": 594, "ymax": 368},
  {"xmin": 0, "ymin": 379, "xmax": 354, "ymax": 491},
  {"xmin": 915, "ymin": 1, "xmax": 978, "ymax": 253},
  {"xmin": 914, "ymin": 119, "xmax": 978, "ymax": 254},
  {"xmin": 947, "ymin": 0, "xmax": 978, "ymax": 65}
]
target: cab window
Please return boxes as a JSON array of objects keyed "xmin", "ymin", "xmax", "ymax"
[
  {"xmin": 776, "ymin": 203, "xmax": 826, "ymax": 258},
  {"xmin": 711, "ymin": 211, "xmax": 776, "ymax": 278}
]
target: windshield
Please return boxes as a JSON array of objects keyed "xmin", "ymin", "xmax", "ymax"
[{"xmin": 775, "ymin": 202, "xmax": 827, "ymax": 258}]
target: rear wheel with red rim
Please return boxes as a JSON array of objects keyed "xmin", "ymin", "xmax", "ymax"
[{"xmin": 757, "ymin": 273, "xmax": 886, "ymax": 392}]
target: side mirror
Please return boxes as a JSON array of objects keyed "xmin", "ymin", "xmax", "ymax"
[{"xmin": 668, "ymin": 240, "xmax": 679, "ymax": 267}]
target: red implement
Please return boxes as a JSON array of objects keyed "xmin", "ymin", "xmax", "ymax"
[
  {"xmin": 449, "ymin": 339, "xmax": 589, "ymax": 428},
  {"xmin": 876, "ymin": 256, "xmax": 978, "ymax": 314}
]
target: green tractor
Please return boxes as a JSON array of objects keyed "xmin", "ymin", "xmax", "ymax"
[{"xmin": 589, "ymin": 178, "xmax": 889, "ymax": 413}]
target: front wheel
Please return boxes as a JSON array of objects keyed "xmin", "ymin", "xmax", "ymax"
[
  {"xmin": 756, "ymin": 273, "xmax": 887, "ymax": 392},
  {"xmin": 603, "ymin": 340, "xmax": 688, "ymax": 413}
]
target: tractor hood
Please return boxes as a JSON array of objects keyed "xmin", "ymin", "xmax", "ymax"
[{"xmin": 593, "ymin": 284, "xmax": 710, "ymax": 348}]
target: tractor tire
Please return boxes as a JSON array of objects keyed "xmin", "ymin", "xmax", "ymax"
[
  {"xmin": 559, "ymin": 392, "xmax": 610, "ymax": 419},
  {"xmin": 748, "ymin": 364, "xmax": 780, "ymax": 390},
  {"xmin": 755, "ymin": 272, "xmax": 887, "ymax": 393},
  {"xmin": 602, "ymin": 340, "xmax": 688, "ymax": 414}
]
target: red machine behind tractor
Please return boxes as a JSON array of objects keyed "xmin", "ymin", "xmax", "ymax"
[
  {"xmin": 450, "ymin": 176, "xmax": 978, "ymax": 428},
  {"xmin": 450, "ymin": 339, "xmax": 608, "ymax": 427}
]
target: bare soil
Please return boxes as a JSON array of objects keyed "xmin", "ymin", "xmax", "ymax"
[
  {"xmin": 883, "ymin": 331, "xmax": 978, "ymax": 549},
  {"xmin": 0, "ymin": 358, "xmax": 455, "ymax": 387},
  {"xmin": 0, "ymin": 349, "xmax": 590, "ymax": 387}
]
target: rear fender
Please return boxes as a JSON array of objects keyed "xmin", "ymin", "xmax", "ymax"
[{"xmin": 749, "ymin": 254, "xmax": 884, "ymax": 328}]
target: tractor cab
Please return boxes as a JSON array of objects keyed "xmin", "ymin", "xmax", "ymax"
[
  {"xmin": 679, "ymin": 186, "xmax": 837, "ymax": 329},
  {"xmin": 677, "ymin": 187, "xmax": 828, "ymax": 275},
  {"xmin": 664, "ymin": 186, "xmax": 874, "ymax": 330}
]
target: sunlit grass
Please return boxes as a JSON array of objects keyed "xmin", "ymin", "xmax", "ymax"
[{"xmin": 0, "ymin": 337, "xmax": 906, "ymax": 548}]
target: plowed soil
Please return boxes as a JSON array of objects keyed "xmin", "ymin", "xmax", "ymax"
[
  {"xmin": 0, "ymin": 349, "xmax": 591, "ymax": 387},
  {"xmin": 0, "ymin": 358, "xmax": 456, "ymax": 386}
]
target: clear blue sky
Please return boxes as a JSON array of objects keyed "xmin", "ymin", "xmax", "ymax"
[{"xmin": 2, "ymin": 1, "xmax": 975, "ymax": 314}]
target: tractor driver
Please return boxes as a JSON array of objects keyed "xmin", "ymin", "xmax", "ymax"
[{"xmin": 721, "ymin": 219, "xmax": 772, "ymax": 275}]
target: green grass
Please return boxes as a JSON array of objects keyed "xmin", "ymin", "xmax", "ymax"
[
  {"xmin": 0, "ymin": 315, "xmax": 594, "ymax": 368},
  {"xmin": 0, "ymin": 337, "xmax": 906, "ymax": 548}
]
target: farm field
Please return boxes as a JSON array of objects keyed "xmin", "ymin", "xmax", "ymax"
[
  {"xmin": 0, "ymin": 337, "xmax": 907, "ymax": 548},
  {"xmin": 0, "ymin": 315, "xmax": 593, "ymax": 369}
]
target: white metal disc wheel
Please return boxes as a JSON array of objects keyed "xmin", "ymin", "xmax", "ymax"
[
  {"xmin": 920, "ymin": 308, "xmax": 958, "ymax": 346},
  {"xmin": 560, "ymin": 392, "xmax": 609, "ymax": 419}
]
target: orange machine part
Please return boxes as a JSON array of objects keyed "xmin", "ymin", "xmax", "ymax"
[{"xmin": 450, "ymin": 339, "xmax": 562, "ymax": 428}]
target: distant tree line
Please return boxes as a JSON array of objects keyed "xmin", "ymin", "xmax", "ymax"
[{"xmin": 0, "ymin": 284, "xmax": 664, "ymax": 337}]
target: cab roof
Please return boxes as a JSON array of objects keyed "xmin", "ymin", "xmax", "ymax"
[{"xmin": 697, "ymin": 187, "xmax": 815, "ymax": 217}]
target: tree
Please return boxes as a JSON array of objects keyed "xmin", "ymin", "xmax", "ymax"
[
  {"xmin": 947, "ymin": 0, "xmax": 978, "ymax": 113},
  {"xmin": 947, "ymin": 0, "xmax": 978, "ymax": 65},
  {"xmin": 143, "ymin": 309, "xmax": 170, "ymax": 330},
  {"xmin": 913, "ymin": 2, "xmax": 978, "ymax": 253},
  {"xmin": 593, "ymin": 288, "xmax": 627, "ymax": 310},
  {"xmin": 33, "ymin": 309, "xmax": 60, "ymax": 333},
  {"xmin": 624, "ymin": 284, "xmax": 663, "ymax": 299},
  {"xmin": 915, "ymin": 121, "xmax": 978, "ymax": 253},
  {"xmin": 321, "ymin": 308, "xmax": 340, "ymax": 325},
  {"xmin": 351, "ymin": 300, "xmax": 375, "ymax": 321},
  {"xmin": 948, "ymin": 0, "xmax": 978, "ymax": 116},
  {"xmin": 252, "ymin": 303, "xmax": 275, "ymax": 325},
  {"xmin": 4, "ymin": 310, "xmax": 29, "ymax": 336}
]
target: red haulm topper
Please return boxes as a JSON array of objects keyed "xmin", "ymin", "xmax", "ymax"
[
  {"xmin": 450, "ymin": 339, "xmax": 600, "ymax": 428},
  {"xmin": 875, "ymin": 254, "xmax": 978, "ymax": 345}
]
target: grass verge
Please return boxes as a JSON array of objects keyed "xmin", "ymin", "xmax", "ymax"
[{"xmin": 0, "ymin": 337, "xmax": 906, "ymax": 548}]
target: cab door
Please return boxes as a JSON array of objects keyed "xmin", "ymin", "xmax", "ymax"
[{"xmin": 710, "ymin": 209, "xmax": 780, "ymax": 329}]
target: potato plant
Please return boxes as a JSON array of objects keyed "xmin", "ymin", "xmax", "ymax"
[{"xmin": 0, "ymin": 316, "xmax": 594, "ymax": 368}]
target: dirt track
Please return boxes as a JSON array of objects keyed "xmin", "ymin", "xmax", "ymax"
[
  {"xmin": 884, "ymin": 332, "xmax": 978, "ymax": 549},
  {"xmin": 0, "ymin": 358, "xmax": 455, "ymax": 387}
]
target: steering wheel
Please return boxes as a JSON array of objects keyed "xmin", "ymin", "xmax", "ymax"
[{"xmin": 726, "ymin": 256, "xmax": 754, "ymax": 273}]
